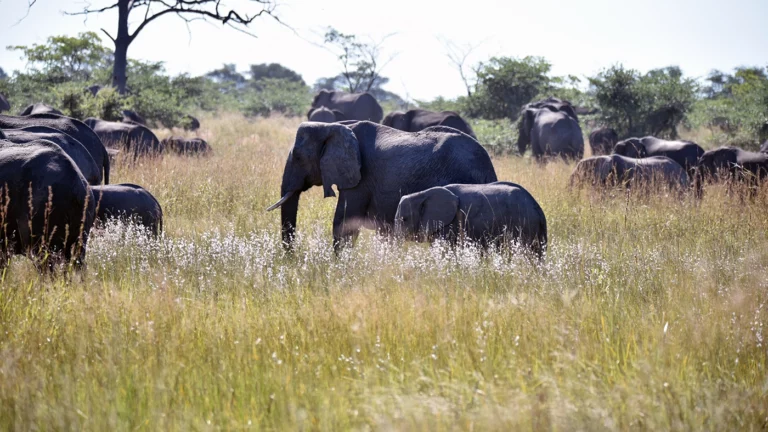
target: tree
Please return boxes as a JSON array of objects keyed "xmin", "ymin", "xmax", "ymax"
[
  {"xmin": 248, "ymin": 63, "xmax": 304, "ymax": 85},
  {"xmin": 469, "ymin": 56, "xmax": 553, "ymax": 121},
  {"xmin": 589, "ymin": 65, "xmax": 697, "ymax": 138},
  {"xmin": 62, "ymin": 0, "xmax": 279, "ymax": 94},
  {"xmin": 7, "ymin": 32, "xmax": 112, "ymax": 84},
  {"xmin": 323, "ymin": 28, "xmax": 394, "ymax": 93},
  {"xmin": 206, "ymin": 64, "xmax": 247, "ymax": 85},
  {"xmin": 0, "ymin": 67, "xmax": 8, "ymax": 80},
  {"xmin": 439, "ymin": 37, "xmax": 484, "ymax": 97}
]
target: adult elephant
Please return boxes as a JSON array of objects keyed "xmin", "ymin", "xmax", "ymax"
[
  {"xmin": 84, "ymin": 118, "xmax": 163, "ymax": 158},
  {"xmin": 588, "ymin": 127, "xmax": 618, "ymax": 155},
  {"xmin": 696, "ymin": 146, "xmax": 768, "ymax": 186},
  {"xmin": 382, "ymin": 109, "xmax": 476, "ymax": 139},
  {"xmin": 122, "ymin": 109, "xmax": 146, "ymax": 126},
  {"xmin": 161, "ymin": 136, "xmax": 212, "ymax": 156},
  {"xmin": 613, "ymin": 136, "xmax": 704, "ymax": 176},
  {"xmin": 267, "ymin": 121, "xmax": 498, "ymax": 250},
  {"xmin": 3, "ymin": 126, "xmax": 102, "ymax": 185},
  {"xmin": 570, "ymin": 154, "xmax": 689, "ymax": 191},
  {"xmin": 517, "ymin": 99, "xmax": 584, "ymax": 160},
  {"xmin": 0, "ymin": 113, "xmax": 110, "ymax": 184},
  {"xmin": 309, "ymin": 90, "xmax": 383, "ymax": 123},
  {"xmin": 0, "ymin": 93, "xmax": 9, "ymax": 113},
  {"xmin": 307, "ymin": 107, "xmax": 346, "ymax": 123},
  {"xmin": 19, "ymin": 103, "xmax": 64, "ymax": 116},
  {"xmin": 0, "ymin": 139, "xmax": 95, "ymax": 269}
]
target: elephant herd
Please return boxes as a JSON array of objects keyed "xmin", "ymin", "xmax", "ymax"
[{"xmin": 0, "ymin": 100, "xmax": 211, "ymax": 269}]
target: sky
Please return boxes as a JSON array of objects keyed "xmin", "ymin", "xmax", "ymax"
[{"xmin": 0, "ymin": 0, "xmax": 766, "ymax": 101}]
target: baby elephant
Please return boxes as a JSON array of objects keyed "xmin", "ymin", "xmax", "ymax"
[
  {"xmin": 92, "ymin": 183, "xmax": 163, "ymax": 236},
  {"xmin": 395, "ymin": 182, "xmax": 547, "ymax": 257}
]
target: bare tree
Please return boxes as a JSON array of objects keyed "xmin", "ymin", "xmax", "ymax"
[
  {"xmin": 324, "ymin": 28, "xmax": 396, "ymax": 93},
  {"xmin": 59, "ymin": 0, "xmax": 280, "ymax": 94},
  {"xmin": 438, "ymin": 37, "xmax": 485, "ymax": 97}
]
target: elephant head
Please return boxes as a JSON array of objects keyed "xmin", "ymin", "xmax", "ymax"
[
  {"xmin": 382, "ymin": 111, "xmax": 408, "ymax": 130},
  {"xmin": 601, "ymin": 155, "xmax": 632, "ymax": 186},
  {"xmin": 395, "ymin": 187, "xmax": 459, "ymax": 240},
  {"xmin": 517, "ymin": 108, "xmax": 536, "ymax": 155},
  {"xmin": 267, "ymin": 122, "xmax": 362, "ymax": 247},
  {"xmin": 311, "ymin": 89, "xmax": 333, "ymax": 108},
  {"xmin": 308, "ymin": 107, "xmax": 336, "ymax": 123},
  {"xmin": 613, "ymin": 138, "xmax": 647, "ymax": 158}
]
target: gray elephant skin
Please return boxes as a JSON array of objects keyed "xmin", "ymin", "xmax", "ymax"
[
  {"xmin": 571, "ymin": 154, "xmax": 690, "ymax": 191},
  {"xmin": 696, "ymin": 146, "xmax": 768, "ymax": 185},
  {"xmin": 93, "ymin": 183, "xmax": 163, "ymax": 237},
  {"xmin": 382, "ymin": 109, "xmax": 476, "ymax": 139},
  {"xmin": 0, "ymin": 138, "xmax": 95, "ymax": 269},
  {"xmin": 310, "ymin": 90, "xmax": 384, "ymax": 123},
  {"xmin": 3, "ymin": 126, "xmax": 102, "ymax": 185},
  {"xmin": 588, "ymin": 127, "xmax": 618, "ymax": 155},
  {"xmin": 613, "ymin": 136, "xmax": 704, "ymax": 176},
  {"xmin": 394, "ymin": 182, "xmax": 547, "ymax": 257},
  {"xmin": 307, "ymin": 106, "xmax": 346, "ymax": 123},
  {"xmin": 0, "ymin": 113, "xmax": 110, "ymax": 184},
  {"xmin": 162, "ymin": 136, "xmax": 211, "ymax": 156},
  {"xmin": 19, "ymin": 103, "xmax": 64, "ymax": 116},
  {"xmin": 267, "ymin": 121, "xmax": 498, "ymax": 249},
  {"xmin": 122, "ymin": 109, "xmax": 146, "ymax": 126},
  {"xmin": 517, "ymin": 98, "xmax": 584, "ymax": 160},
  {"xmin": 0, "ymin": 94, "xmax": 10, "ymax": 112},
  {"xmin": 84, "ymin": 118, "xmax": 163, "ymax": 158}
]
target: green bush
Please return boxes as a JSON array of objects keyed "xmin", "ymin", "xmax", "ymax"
[
  {"xmin": 471, "ymin": 119, "xmax": 518, "ymax": 155},
  {"xmin": 243, "ymin": 78, "xmax": 311, "ymax": 118}
]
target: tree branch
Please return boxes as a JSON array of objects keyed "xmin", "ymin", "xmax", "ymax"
[{"xmin": 101, "ymin": 28, "xmax": 116, "ymax": 43}]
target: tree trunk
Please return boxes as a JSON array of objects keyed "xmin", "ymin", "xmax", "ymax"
[{"xmin": 112, "ymin": 0, "xmax": 131, "ymax": 94}]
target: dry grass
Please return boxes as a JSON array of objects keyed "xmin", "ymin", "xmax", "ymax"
[{"xmin": 0, "ymin": 113, "xmax": 766, "ymax": 430}]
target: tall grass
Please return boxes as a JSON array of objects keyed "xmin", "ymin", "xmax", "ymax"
[{"xmin": 0, "ymin": 113, "xmax": 766, "ymax": 430}]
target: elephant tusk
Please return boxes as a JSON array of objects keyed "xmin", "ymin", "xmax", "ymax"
[{"xmin": 266, "ymin": 191, "xmax": 295, "ymax": 212}]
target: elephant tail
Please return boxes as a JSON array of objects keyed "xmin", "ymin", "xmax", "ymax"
[{"xmin": 534, "ymin": 210, "xmax": 548, "ymax": 260}]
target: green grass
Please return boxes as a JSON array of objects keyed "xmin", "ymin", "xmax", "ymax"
[{"xmin": 1, "ymin": 113, "xmax": 767, "ymax": 430}]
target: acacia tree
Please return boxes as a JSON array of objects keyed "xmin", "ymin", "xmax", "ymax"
[
  {"xmin": 323, "ymin": 28, "xmax": 394, "ymax": 93},
  {"xmin": 60, "ymin": 0, "xmax": 279, "ymax": 94}
]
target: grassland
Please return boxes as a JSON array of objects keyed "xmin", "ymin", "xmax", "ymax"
[{"xmin": 0, "ymin": 113, "xmax": 766, "ymax": 430}]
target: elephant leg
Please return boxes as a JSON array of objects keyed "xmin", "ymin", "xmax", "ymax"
[{"xmin": 332, "ymin": 193, "xmax": 369, "ymax": 253}]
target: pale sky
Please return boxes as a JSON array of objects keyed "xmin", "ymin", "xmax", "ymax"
[{"xmin": 0, "ymin": 0, "xmax": 766, "ymax": 100}]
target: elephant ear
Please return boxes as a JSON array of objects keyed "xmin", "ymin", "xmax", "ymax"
[
  {"xmin": 517, "ymin": 108, "xmax": 536, "ymax": 155},
  {"xmin": 319, "ymin": 124, "xmax": 362, "ymax": 198},
  {"xmin": 419, "ymin": 187, "xmax": 459, "ymax": 236}
]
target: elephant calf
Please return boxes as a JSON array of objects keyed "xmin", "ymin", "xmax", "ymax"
[
  {"xmin": 395, "ymin": 182, "xmax": 547, "ymax": 257},
  {"xmin": 588, "ymin": 127, "xmax": 618, "ymax": 156},
  {"xmin": 93, "ymin": 183, "xmax": 163, "ymax": 237},
  {"xmin": 696, "ymin": 146, "xmax": 768, "ymax": 187},
  {"xmin": 162, "ymin": 136, "xmax": 212, "ymax": 156},
  {"xmin": 571, "ymin": 154, "xmax": 690, "ymax": 192},
  {"xmin": 307, "ymin": 107, "xmax": 346, "ymax": 123}
]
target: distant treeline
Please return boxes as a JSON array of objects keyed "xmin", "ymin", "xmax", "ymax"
[{"xmin": 1, "ymin": 32, "xmax": 766, "ymax": 150}]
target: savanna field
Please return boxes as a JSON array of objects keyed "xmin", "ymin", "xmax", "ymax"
[{"xmin": 1, "ymin": 113, "xmax": 767, "ymax": 430}]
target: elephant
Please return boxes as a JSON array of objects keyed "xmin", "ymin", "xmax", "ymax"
[
  {"xmin": 0, "ymin": 93, "xmax": 9, "ymax": 112},
  {"xmin": 570, "ymin": 154, "xmax": 690, "ymax": 191},
  {"xmin": 588, "ymin": 127, "xmax": 618, "ymax": 156},
  {"xmin": 309, "ymin": 90, "xmax": 384, "ymax": 123},
  {"xmin": 3, "ymin": 126, "xmax": 102, "ymax": 185},
  {"xmin": 517, "ymin": 98, "xmax": 584, "ymax": 160},
  {"xmin": 19, "ymin": 103, "xmax": 64, "ymax": 116},
  {"xmin": 760, "ymin": 140, "xmax": 767, "ymax": 154},
  {"xmin": 382, "ymin": 109, "xmax": 476, "ymax": 139},
  {"xmin": 266, "ymin": 121, "xmax": 498, "ymax": 250},
  {"xmin": 92, "ymin": 183, "xmax": 163, "ymax": 237},
  {"xmin": 161, "ymin": 136, "xmax": 211, "ymax": 156},
  {"xmin": 613, "ymin": 136, "xmax": 704, "ymax": 176},
  {"xmin": 122, "ymin": 109, "xmax": 146, "ymax": 126},
  {"xmin": 84, "ymin": 118, "xmax": 163, "ymax": 158},
  {"xmin": 0, "ymin": 113, "xmax": 110, "ymax": 184},
  {"xmin": 307, "ymin": 106, "xmax": 346, "ymax": 123},
  {"xmin": 695, "ymin": 146, "xmax": 768, "ymax": 187},
  {"xmin": 181, "ymin": 114, "xmax": 201, "ymax": 131},
  {"xmin": 0, "ymin": 139, "xmax": 95, "ymax": 269},
  {"xmin": 394, "ymin": 182, "xmax": 547, "ymax": 257}
]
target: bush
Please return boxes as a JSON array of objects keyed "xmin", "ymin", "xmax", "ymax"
[
  {"xmin": 243, "ymin": 78, "xmax": 311, "ymax": 118},
  {"xmin": 471, "ymin": 119, "xmax": 518, "ymax": 155}
]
